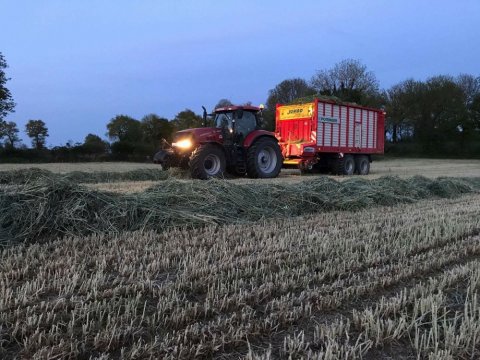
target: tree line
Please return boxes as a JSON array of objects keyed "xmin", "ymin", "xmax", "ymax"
[
  {"xmin": 0, "ymin": 109, "xmax": 205, "ymax": 162},
  {"xmin": 1, "ymin": 52, "xmax": 480, "ymax": 162}
]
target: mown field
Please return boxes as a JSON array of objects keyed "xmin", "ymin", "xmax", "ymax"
[{"xmin": 1, "ymin": 159, "xmax": 480, "ymax": 359}]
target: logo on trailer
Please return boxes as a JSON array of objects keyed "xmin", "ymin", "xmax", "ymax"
[
  {"xmin": 318, "ymin": 116, "xmax": 339, "ymax": 124},
  {"xmin": 278, "ymin": 103, "xmax": 314, "ymax": 121}
]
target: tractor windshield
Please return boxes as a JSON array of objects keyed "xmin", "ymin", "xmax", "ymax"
[
  {"xmin": 214, "ymin": 112, "xmax": 233, "ymax": 131},
  {"xmin": 214, "ymin": 110, "xmax": 259, "ymax": 139}
]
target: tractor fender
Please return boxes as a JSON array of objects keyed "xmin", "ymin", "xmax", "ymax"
[
  {"xmin": 195, "ymin": 142, "xmax": 228, "ymax": 157},
  {"xmin": 243, "ymin": 130, "xmax": 278, "ymax": 148}
]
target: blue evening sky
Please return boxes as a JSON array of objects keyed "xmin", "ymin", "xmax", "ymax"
[{"xmin": 2, "ymin": 0, "xmax": 480, "ymax": 146}]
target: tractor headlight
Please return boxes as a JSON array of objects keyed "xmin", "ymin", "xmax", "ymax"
[
  {"xmin": 303, "ymin": 146, "xmax": 315, "ymax": 153},
  {"xmin": 172, "ymin": 138, "xmax": 193, "ymax": 149}
]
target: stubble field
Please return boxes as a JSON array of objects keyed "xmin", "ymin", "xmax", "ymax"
[{"xmin": 1, "ymin": 158, "xmax": 480, "ymax": 359}]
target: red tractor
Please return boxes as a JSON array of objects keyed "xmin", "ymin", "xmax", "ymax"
[{"xmin": 153, "ymin": 105, "xmax": 282, "ymax": 179}]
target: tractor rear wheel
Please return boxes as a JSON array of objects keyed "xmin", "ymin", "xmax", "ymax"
[
  {"xmin": 189, "ymin": 144, "xmax": 226, "ymax": 179},
  {"xmin": 246, "ymin": 137, "xmax": 282, "ymax": 178},
  {"xmin": 355, "ymin": 155, "xmax": 370, "ymax": 175}
]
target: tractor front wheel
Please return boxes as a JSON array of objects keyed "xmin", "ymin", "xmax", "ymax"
[
  {"xmin": 246, "ymin": 137, "xmax": 282, "ymax": 178},
  {"xmin": 189, "ymin": 144, "xmax": 226, "ymax": 179}
]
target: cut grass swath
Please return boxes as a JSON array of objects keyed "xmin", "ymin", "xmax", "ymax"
[{"xmin": 1, "ymin": 175, "xmax": 479, "ymax": 246}]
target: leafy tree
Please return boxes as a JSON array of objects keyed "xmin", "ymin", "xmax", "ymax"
[
  {"xmin": 266, "ymin": 78, "xmax": 315, "ymax": 109},
  {"xmin": 214, "ymin": 99, "xmax": 233, "ymax": 109},
  {"xmin": 141, "ymin": 114, "xmax": 174, "ymax": 149},
  {"xmin": 471, "ymin": 94, "xmax": 480, "ymax": 130},
  {"xmin": 264, "ymin": 78, "xmax": 315, "ymax": 130},
  {"xmin": 456, "ymin": 74, "xmax": 480, "ymax": 133},
  {"xmin": 311, "ymin": 59, "xmax": 380, "ymax": 105},
  {"xmin": 385, "ymin": 79, "xmax": 422, "ymax": 143},
  {"xmin": 0, "ymin": 120, "xmax": 20, "ymax": 148},
  {"xmin": 0, "ymin": 52, "xmax": 15, "ymax": 120},
  {"xmin": 82, "ymin": 133, "xmax": 109, "ymax": 156},
  {"xmin": 171, "ymin": 109, "xmax": 203, "ymax": 131},
  {"xmin": 385, "ymin": 75, "xmax": 480, "ymax": 155},
  {"xmin": 106, "ymin": 115, "xmax": 142, "ymax": 142},
  {"xmin": 456, "ymin": 74, "xmax": 480, "ymax": 107},
  {"xmin": 106, "ymin": 115, "xmax": 147, "ymax": 158},
  {"xmin": 25, "ymin": 119, "xmax": 49, "ymax": 149},
  {"xmin": 416, "ymin": 76, "xmax": 467, "ymax": 146}
]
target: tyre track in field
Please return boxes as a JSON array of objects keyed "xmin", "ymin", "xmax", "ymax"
[
  {"xmin": 201, "ymin": 225, "xmax": 480, "ymax": 318},
  {"xmin": 79, "ymin": 198, "xmax": 480, "ymax": 358},
  {"xmin": 155, "ymin": 197, "xmax": 480, "ymax": 327},
  {"xmin": 175, "ymin": 197, "xmax": 480, "ymax": 315},
  {"xmin": 156, "ymin": 228, "xmax": 480, "ymax": 357},
  {"xmin": 229, "ymin": 236, "xmax": 480, "ymax": 359}
]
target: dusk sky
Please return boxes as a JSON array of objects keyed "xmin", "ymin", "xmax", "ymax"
[{"xmin": 2, "ymin": 0, "xmax": 480, "ymax": 146}]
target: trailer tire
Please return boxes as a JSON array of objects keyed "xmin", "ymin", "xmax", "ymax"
[
  {"xmin": 355, "ymin": 155, "xmax": 370, "ymax": 175},
  {"xmin": 189, "ymin": 144, "xmax": 226, "ymax": 179},
  {"xmin": 335, "ymin": 154, "xmax": 355, "ymax": 175},
  {"xmin": 246, "ymin": 137, "xmax": 282, "ymax": 178}
]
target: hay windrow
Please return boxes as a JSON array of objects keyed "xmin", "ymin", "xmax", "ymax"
[
  {"xmin": 1, "ymin": 175, "xmax": 480, "ymax": 246},
  {"xmin": 0, "ymin": 167, "xmax": 187, "ymax": 185}
]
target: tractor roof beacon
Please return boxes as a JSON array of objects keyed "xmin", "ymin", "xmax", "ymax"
[{"xmin": 154, "ymin": 105, "xmax": 283, "ymax": 180}]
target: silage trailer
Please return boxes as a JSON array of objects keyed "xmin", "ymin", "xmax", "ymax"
[{"xmin": 275, "ymin": 98, "xmax": 385, "ymax": 175}]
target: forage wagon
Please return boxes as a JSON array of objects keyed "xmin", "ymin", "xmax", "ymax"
[{"xmin": 276, "ymin": 98, "xmax": 385, "ymax": 175}]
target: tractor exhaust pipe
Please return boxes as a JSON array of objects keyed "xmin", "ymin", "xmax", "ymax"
[{"xmin": 202, "ymin": 106, "xmax": 207, "ymax": 127}]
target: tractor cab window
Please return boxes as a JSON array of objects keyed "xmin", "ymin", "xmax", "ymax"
[
  {"xmin": 235, "ymin": 111, "xmax": 257, "ymax": 138},
  {"xmin": 215, "ymin": 112, "xmax": 233, "ymax": 132}
]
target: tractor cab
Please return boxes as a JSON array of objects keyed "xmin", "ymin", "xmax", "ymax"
[{"xmin": 211, "ymin": 105, "xmax": 262, "ymax": 144}]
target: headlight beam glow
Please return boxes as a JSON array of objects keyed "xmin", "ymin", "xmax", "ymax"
[{"xmin": 172, "ymin": 138, "xmax": 193, "ymax": 149}]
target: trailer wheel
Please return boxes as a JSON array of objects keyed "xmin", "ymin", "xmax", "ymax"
[
  {"xmin": 355, "ymin": 155, "xmax": 370, "ymax": 175},
  {"xmin": 335, "ymin": 155, "xmax": 355, "ymax": 175},
  {"xmin": 189, "ymin": 144, "xmax": 226, "ymax": 179},
  {"xmin": 246, "ymin": 137, "xmax": 282, "ymax": 178}
]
